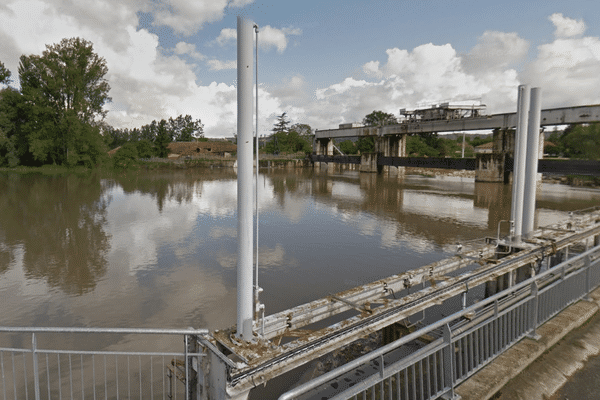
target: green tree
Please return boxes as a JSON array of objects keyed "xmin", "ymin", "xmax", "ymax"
[
  {"xmin": 136, "ymin": 139, "xmax": 154, "ymax": 158},
  {"xmin": 363, "ymin": 110, "xmax": 397, "ymax": 127},
  {"xmin": 0, "ymin": 61, "xmax": 11, "ymax": 85},
  {"xmin": 15, "ymin": 37, "xmax": 111, "ymax": 166},
  {"xmin": 356, "ymin": 136, "xmax": 375, "ymax": 153},
  {"xmin": 0, "ymin": 88, "xmax": 21, "ymax": 166},
  {"xmin": 467, "ymin": 135, "xmax": 493, "ymax": 147},
  {"xmin": 154, "ymin": 119, "xmax": 171, "ymax": 158},
  {"xmin": 264, "ymin": 131, "xmax": 311, "ymax": 154},
  {"xmin": 339, "ymin": 139, "xmax": 358, "ymax": 155},
  {"xmin": 272, "ymin": 112, "xmax": 290, "ymax": 134},
  {"xmin": 407, "ymin": 136, "xmax": 439, "ymax": 157},
  {"xmin": 169, "ymin": 114, "xmax": 204, "ymax": 142},
  {"xmin": 561, "ymin": 123, "xmax": 600, "ymax": 160},
  {"xmin": 112, "ymin": 142, "xmax": 138, "ymax": 170},
  {"xmin": 290, "ymin": 123, "xmax": 312, "ymax": 136}
]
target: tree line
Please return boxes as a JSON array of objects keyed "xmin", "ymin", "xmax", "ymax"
[
  {"xmin": 264, "ymin": 112, "xmax": 313, "ymax": 154},
  {"xmin": 545, "ymin": 124, "xmax": 600, "ymax": 160},
  {"xmin": 0, "ymin": 37, "xmax": 204, "ymax": 168}
]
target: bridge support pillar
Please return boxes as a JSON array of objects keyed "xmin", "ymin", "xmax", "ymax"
[
  {"xmin": 475, "ymin": 129, "xmax": 513, "ymax": 183},
  {"xmin": 373, "ymin": 134, "xmax": 407, "ymax": 175},
  {"xmin": 360, "ymin": 153, "xmax": 380, "ymax": 173},
  {"xmin": 314, "ymin": 138, "xmax": 334, "ymax": 156}
]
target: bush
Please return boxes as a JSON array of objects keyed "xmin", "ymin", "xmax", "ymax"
[
  {"xmin": 265, "ymin": 131, "xmax": 311, "ymax": 154},
  {"xmin": 136, "ymin": 140, "xmax": 154, "ymax": 158},
  {"xmin": 112, "ymin": 143, "xmax": 139, "ymax": 170}
]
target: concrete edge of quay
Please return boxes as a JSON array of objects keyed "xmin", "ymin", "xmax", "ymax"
[{"xmin": 455, "ymin": 286, "xmax": 600, "ymax": 400}]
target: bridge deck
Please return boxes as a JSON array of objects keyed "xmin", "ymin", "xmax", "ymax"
[{"xmin": 314, "ymin": 104, "xmax": 600, "ymax": 139}]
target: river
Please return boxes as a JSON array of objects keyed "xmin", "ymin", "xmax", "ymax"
[{"xmin": 1, "ymin": 168, "xmax": 599, "ymax": 333}]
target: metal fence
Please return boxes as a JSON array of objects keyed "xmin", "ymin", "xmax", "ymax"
[
  {"xmin": 280, "ymin": 243, "xmax": 600, "ymax": 400},
  {"xmin": 0, "ymin": 327, "xmax": 207, "ymax": 400}
]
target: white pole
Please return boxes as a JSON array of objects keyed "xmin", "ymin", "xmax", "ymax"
[
  {"xmin": 254, "ymin": 23, "xmax": 261, "ymax": 324},
  {"xmin": 511, "ymin": 84, "xmax": 530, "ymax": 241},
  {"xmin": 522, "ymin": 87, "xmax": 542, "ymax": 236},
  {"xmin": 237, "ymin": 16, "xmax": 254, "ymax": 341}
]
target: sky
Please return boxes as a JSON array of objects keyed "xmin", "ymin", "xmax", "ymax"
[{"xmin": 1, "ymin": 0, "xmax": 600, "ymax": 138}]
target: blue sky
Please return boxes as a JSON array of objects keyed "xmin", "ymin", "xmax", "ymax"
[{"xmin": 1, "ymin": 0, "xmax": 600, "ymax": 137}]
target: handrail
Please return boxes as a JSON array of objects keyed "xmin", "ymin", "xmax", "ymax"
[
  {"xmin": 0, "ymin": 326, "xmax": 208, "ymax": 335},
  {"xmin": 278, "ymin": 244, "xmax": 600, "ymax": 400}
]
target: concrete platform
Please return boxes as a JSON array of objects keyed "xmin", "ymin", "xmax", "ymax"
[{"xmin": 455, "ymin": 286, "xmax": 600, "ymax": 400}]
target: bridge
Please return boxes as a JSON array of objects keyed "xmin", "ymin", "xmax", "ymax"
[{"xmin": 311, "ymin": 104, "xmax": 600, "ymax": 181}]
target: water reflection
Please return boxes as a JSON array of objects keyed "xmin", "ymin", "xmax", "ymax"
[
  {"xmin": 0, "ymin": 173, "xmax": 109, "ymax": 295},
  {"xmin": 0, "ymin": 169, "xmax": 599, "ymax": 332}
]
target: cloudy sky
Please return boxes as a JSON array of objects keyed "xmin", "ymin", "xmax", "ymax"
[{"xmin": 1, "ymin": 0, "xmax": 599, "ymax": 137}]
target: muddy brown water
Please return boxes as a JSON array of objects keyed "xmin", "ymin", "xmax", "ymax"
[{"xmin": 0, "ymin": 168, "xmax": 599, "ymax": 397}]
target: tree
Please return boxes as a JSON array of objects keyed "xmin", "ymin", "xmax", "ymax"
[
  {"xmin": 272, "ymin": 112, "xmax": 290, "ymax": 134},
  {"xmin": 356, "ymin": 136, "xmax": 375, "ymax": 153},
  {"xmin": 0, "ymin": 61, "xmax": 11, "ymax": 85},
  {"xmin": 15, "ymin": 37, "xmax": 111, "ymax": 166},
  {"xmin": 406, "ymin": 136, "xmax": 439, "ymax": 157},
  {"xmin": 169, "ymin": 114, "xmax": 204, "ymax": 142},
  {"xmin": 339, "ymin": 139, "xmax": 358, "ymax": 155},
  {"xmin": 112, "ymin": 143, "xmax": 138, "ymax": 170},
  {"xmin": 363, "ymin": 110, "xmax": 397, "ymax": 127},
  {"xmin": 136, "ymin": 140, "xmax": 154, "ymax": 158},
  {"xmin": 561, "ymin": 123, "xmax": 600, "ymax": 160},
  {"xmin": 154, "ymin": 119, "xmax": 171, "ymax": 158},
  {"xmin": 290, "ymin": 123, "xmax": 312, "ymax": 136}
]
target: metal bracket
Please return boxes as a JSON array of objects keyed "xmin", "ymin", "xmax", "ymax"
[{"xmin": 329, "ymin": 294, "xmax": 372, "ymax": 314}]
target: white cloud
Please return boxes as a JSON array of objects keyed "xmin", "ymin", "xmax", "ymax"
[
  {"xmin": 228, "ymin": 0, "xmax": 254, "ymax": 7},
  {"xmin": 520, "ymin": 35, "xmax": 600, "ymax": 108},
  {"xmin": 549, "ymin": 13, "xmax": 586, "ymax": 38},
  {"xmin": 215, "ymin": 28, "xmax": 237, "ymax": 46},
  {"xmin": 173, "ymin": 41, "xmax": 205, "ymax": 60},
  {"xmin": 151, "ymin": 0, "xmax": 250, "ymax": 36},
  {"xmin": 206, "ymin": 59, "xmax": 236, "ymax": 71},
  {"xmin": 463, "ymin": 31, "xmax": 529, "ymax": 71},
  {"xmin": 215, "ymin": 25, "xmax": 302, "ymax": 53},
  {"xmin": 307, "ymin": 41, "xmax": 517, "ymax": 129},
  {"xmin": 259, "ymin": 25, "xmax": 302, "ymax": 53},
  {"xmin": 0, "ymin": 0, "xmax": 264, "ymax": 137}
]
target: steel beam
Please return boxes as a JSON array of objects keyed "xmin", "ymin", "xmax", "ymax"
[{"xmin": 314, "ymin": 104, "xmax": 600, "ymax": 139}]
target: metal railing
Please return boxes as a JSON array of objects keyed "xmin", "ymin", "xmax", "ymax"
[
  {"xmin": 279, "ymin": 243, "xmax": 600, "ymax": 400},
  {"xmin": 0, "ymin": 327, "xmax": 207, "ymax": 400}
]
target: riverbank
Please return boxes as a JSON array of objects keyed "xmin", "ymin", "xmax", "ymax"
[{"xmin": 2, "ymin": 157, "xmax": 599, "ymax": 188}]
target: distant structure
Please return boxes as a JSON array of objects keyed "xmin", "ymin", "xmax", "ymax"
[
  {"xmin": 400, "ymin": 101, "xmax": 486, "ymax": 122},
  {"xmin": 167, "ymin": 141, "xmax": 237, "ymax": 158}
]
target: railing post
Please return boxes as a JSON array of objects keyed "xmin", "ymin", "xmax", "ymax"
[
  {"xmin": 585, "ymin": 254, "xmax": 592, "ymax": 301},
  {"xmin": 442, "ymin": 324, "xmax": 459, "ymax": 399},
  {"xmin": 184, "ymin": 335, "xmax": 190, "ymax": 400},
  {"xmin": 32, "ymin": 333, "xmax": 40, "ymax": 400},
  {"xmin": 187, "ymin": 334, "xmax": 200, "ymax": 400},
  {"xmin": 528, "ymin": 281, "xmax": 541, "ymax": 340}
]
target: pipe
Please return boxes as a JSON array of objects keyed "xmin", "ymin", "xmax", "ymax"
[
  {"xmin": 254, "ymin": 23, "xmax": 260, "ymax": 326},
  {"xmin": 523, "ymin": 87, "xmax": 542, "ymax": 236},
  {"xmin": 510, "ymin": 85, "xmax": 530, "ymax": 241},
  {"xmin": 237, "ymin": 16, "xmax": 254, "ymax": 341}
]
